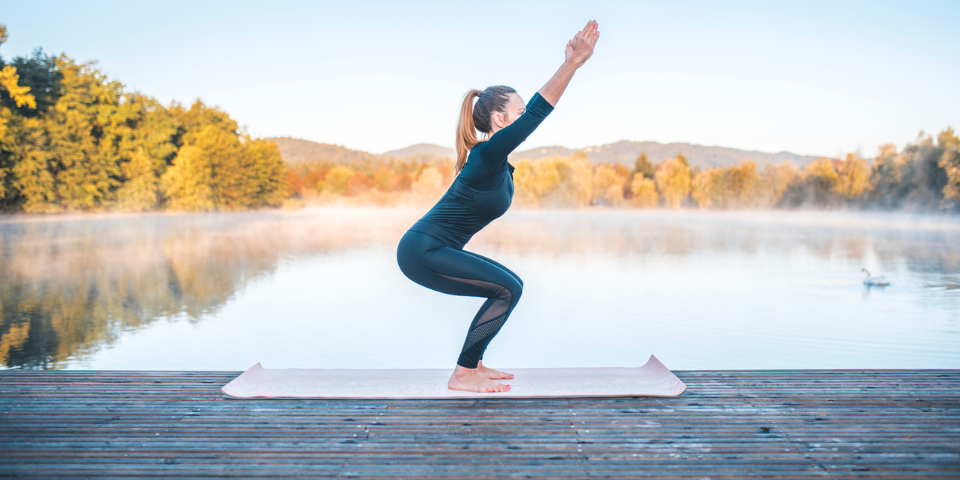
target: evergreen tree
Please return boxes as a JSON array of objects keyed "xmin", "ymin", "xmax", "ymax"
[{"xmin": 633, "ymin": 152, "xmax": 654, "ymax": 179}]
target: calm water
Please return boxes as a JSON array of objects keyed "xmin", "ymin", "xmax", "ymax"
[{"xmin": 1, "ymin": 207, "xmax": 958, "ymax": 371}]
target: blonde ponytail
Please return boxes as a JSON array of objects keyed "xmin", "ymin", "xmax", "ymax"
[
  {"xmin": 453, "ymin": 85, "xmax": 517, "ymax": 179},
  {"xmin": 454, "ymin": 89, "xmax": 483, "ymax": 178}
]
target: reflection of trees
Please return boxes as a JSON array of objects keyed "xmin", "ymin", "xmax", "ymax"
[
  {"xmin": 0, "ymin": 210, "xmax": 421, "ymax": 369},
  {"xmin": 475, "ymin": 212, "xmax": 960, "ymax": 274},
  {"xmin": 2, "ymin": 209, "xmax": 958, "ymax": 369}
]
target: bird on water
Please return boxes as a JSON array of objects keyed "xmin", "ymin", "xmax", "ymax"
[{"xmin": 862, "ymin": 268, "xmax": 890, "ymax": 287}]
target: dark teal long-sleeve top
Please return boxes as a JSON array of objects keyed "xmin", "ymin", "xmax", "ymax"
[{"xmin": 408, "ymin": 92, "xmax": 555, "ymax": 250}]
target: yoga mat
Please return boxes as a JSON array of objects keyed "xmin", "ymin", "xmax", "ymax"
[{"xmin": 222, "ymin": 354, "xmax": 686, "ymax": 399}]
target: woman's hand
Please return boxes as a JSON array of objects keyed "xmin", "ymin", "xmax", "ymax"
[
  {"xmin": 539, "ymin": 20, "xmax": 600, "ymax": 106},
  {"xmin": 565, "ymin": 20, "xmax": 600, "ymax": 68}
]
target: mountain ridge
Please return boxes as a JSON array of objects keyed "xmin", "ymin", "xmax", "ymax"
[{"xmin": 268, "ymin": 136, "xmax": 825, "ymax": 169}]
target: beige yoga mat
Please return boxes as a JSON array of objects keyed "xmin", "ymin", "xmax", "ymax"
[{"xmin": 221, "ymin": 354, "xmax": 686, "ymax": 399}]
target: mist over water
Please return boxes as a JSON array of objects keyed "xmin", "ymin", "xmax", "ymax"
[{"xmin": 1, "ymin": 208, "xmax": 957, "ymax": 370}]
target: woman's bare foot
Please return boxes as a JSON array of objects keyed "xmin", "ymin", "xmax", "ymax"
[
  {"xmin": 448, "ymin": 365, "xmax": 511, "ymax": 393},
  {"xmin": 477, "ymin": 360, "xmax": 514, "ymax": 380}
]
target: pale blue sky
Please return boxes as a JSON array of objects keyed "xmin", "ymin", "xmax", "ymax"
[{"xmin": 2, "ymin": 0, "xmax": 958, "ymax": 157}]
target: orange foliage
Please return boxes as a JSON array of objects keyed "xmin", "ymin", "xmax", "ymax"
[
  {"xmin": 344, "ymin": 172, "xmax": 374, "ymax": 196},
  {"xmin": 286, "ymin": 169, "xmax": 303, "ymax": 197},
  {"xmin": 393, "ymin": 172, "xmax": 413, "ymax": 192},
  {"xmin": 302, "ymin": 170, "xmax": 322, "ymax": 191},
  {"xmin": 437, "ymin": 163, "xmax": 453, "ymax": 184}
]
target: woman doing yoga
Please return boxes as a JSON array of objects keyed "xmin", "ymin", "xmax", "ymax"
[{"xmin": 397, "ymin": 20, "xmax": 600, "ymax": 393}]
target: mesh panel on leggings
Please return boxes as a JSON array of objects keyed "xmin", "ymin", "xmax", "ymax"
[
  {"xmin": 463, "ymin": 312, "xmax": 508, "ymax": 351},
  {"xmin": 437, "ymin": 273, "xmax": 512, "ymax": 325},
  {"xmin": 436, "ymin": 273, "xmax": 514, "ymax": 354}
]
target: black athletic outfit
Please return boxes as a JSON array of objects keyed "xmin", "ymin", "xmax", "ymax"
[{"xmin": 397, "ymin": 92, "xmax": 555, "ymax": 368}]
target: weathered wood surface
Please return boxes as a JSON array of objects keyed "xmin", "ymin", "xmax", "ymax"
[{"xmin": 0, "ymin": 369, "xmax": 958, "ymax": 478}]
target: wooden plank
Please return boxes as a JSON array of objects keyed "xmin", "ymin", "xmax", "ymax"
[{"xmin": 0, "ymin": 369, "xmax": 957, "ymax": 478}]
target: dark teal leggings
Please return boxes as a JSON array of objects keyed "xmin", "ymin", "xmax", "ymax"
[{"xmin": 396, "ymin": 230, "xmax": 523, "ymax": 368}]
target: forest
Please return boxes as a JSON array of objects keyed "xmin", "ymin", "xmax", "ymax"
[
  {"xmin": 1, "ymin": 23, "xmax": 958, "ymax": 214},
  {"xmin": 0, "ymin": 25, "xmax": 287, "ymax": 213}
]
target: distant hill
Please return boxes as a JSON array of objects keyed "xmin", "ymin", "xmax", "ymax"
[
  {"xmin": 382, "ymin": 143, "xmax": 455, "ymax": 159},
  {"xmin": 267, "ymin": 137, "xmax": 823, "ymax": 170},
  {"xmin": 266, "ymin": 137, "xmax": 386, "ymax": 168},
  {"xmin": 512, "ymin": 140, "xmax": 823, "ymax": 169}
]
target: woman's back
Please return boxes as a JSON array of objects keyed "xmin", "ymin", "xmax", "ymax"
[{"xmin": 409, "ymin": 92, "xmax": 554, "ymax": 250}]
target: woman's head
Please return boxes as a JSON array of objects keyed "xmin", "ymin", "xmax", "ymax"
[{"xmin": 454, "ymin": 86, "xmax": 524, "ymax": 177}]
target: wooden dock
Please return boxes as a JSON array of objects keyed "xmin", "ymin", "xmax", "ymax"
[{"xmin": 1, "ymin": 369, "xmax": 958, "ymax": 478}]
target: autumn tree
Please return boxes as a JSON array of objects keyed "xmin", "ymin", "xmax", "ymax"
[
  {"xmin": 655, "ymin": 154, "xmax": 692, "ymax": 208},
  {"xmin": 412, "ymin": 167, "xmax": 443, "ymax": 196},
  {"xmin": 691, "ymin": 168, "xmax": 721, "ymax": 209},
  {"xmin": 373, "ymin": 166, "xmax": 396, "ymax": 192},
  {"xmin": 758, "ymin": 162, "xmax": 798, "ymax": 208},
  {"xmin": 592, "ymin": 164, "xmax": 625, "ymax": 206},
  {"xmin": 633, "ymin": 152, "xmax": 654, "ymax": 179},
  {"xmin": 836, "ymin": 153, "xmax": 872, "ymax": 200},
  {"xmin": 630, "ymin": 172, "xmax": 658, "ymax": 207},
  {"xmin": 513, "ymin": 154, "xmax": 593, "ymax": 208},
  {"xmin": 324, "ymin": 166, "xmax": 353, "ymax": 194},
  {"xmin": 936, "ymin": 127, "xmax": 960, "ymax": 206}
]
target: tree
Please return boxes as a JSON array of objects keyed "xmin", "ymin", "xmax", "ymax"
[
  {"xmin": 630, "ymin": 172, "xmax": 658, "ymax": 208},
  {"xmin": 869, "ymin": 144, "xmax": 903, "ymax": 208},
  {"xmin": 373, "ymin": 166, "xmax": 396, "ymax": 192},
  {"xmin": 412, "ymin": 167, "xmax": 443, "ymax": 195},
  {"xmin": 836, "ymin": 153, "xmax": 872, "ymax": 200},
  {"xmin": 633, "ymin": 152, "xmax": 654, "ymax": 179},
  {"xmin": 787, "ymin": 158, "xmax": 840, "ymax": 207},
  {"xmin": 245, "ymin": 138, "xmax": 288, "ymax": 207},
  {"xmin": 691, "ymin": 168, "xmax": 721, "ymax": 209},
  {"xmin": 117, "ymin": 147, "xmax": 159, "ymax": 211},
  {"xmin": 655, "ymin": 155, "xmax": 692, "ymax": 208},
  {"xmin": 937, "ymin": 127, "xmax": 960, "ymax": 206},
  {"xmin": 758, "ymin": 162, "xmax": 798, "ymax": 208},
  {"xmin": 324, "ymin": 166, "xmax": 353, "ymax": 194},
  {"xmin": 345, "ymin": 171, "xmax": 373, "ymax": 196},
  {"xmin": 0, "ymin": 65, "xmax": 37, "ymax": 109},
  {"xmin": 592, "ymin": 164, "xmax": 624, "ymax": 206},
  {"xmin": 725, "ymin": 161, "xmax": 759, "ymax": 207}
]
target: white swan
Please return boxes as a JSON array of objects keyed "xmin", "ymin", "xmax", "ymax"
[{"xmin": 862, "ymin": 268, "xmax": 890, "ymax": 287}]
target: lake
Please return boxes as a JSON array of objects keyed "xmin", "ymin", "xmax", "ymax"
[{"xmin": 1, "ymin": 207, "xmax": 958, "ymax": 371}]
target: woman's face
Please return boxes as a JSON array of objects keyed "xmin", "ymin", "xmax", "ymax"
[{"xmin": 491, "ymin": 93, "xmax": 526, "ymax": 133}]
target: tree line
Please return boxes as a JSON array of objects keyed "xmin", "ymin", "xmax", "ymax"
[
  {"xmin": 0, "ymin": 25, "xmax": 287, "ymax": 213},
  {"xmin": 512, "ymin": 128, "xmax": 957, "ymax": 211}
]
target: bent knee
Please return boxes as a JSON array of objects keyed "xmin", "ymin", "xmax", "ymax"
[{"xmin": 500, "ymin": 279, "xmax": 522, "ymax": 304}]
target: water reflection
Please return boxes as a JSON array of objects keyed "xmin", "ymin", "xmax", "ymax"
[{"xmin": 1, "ymin": 208, "xmax": 958, "ymax": 370}]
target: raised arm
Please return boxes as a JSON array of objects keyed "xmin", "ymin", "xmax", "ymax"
[
  {"xmin": 478, "ymin": 20, "xmax": 600, "ymax": 170},
  {"xmin": 539, "ymin": 20, "xmax": 600, "ymax": 107}
]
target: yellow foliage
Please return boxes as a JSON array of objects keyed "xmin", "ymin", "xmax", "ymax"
[
  {"xmin": 513, "ymin": 155, "xmax": 593, "ymax": 208},
  {"xmin": 0, "ymin": 65, "xmax": 37, "ymax": 109},
  {"xmin": 655, "ymin": 155, "xmax": 692, "ymax": 208},
  {"xmin": 412, "ymin": 167, "xmax": 444, "ymax": 195},
  {"xmin": 691, "ymin": 168, "xmax": 722, "ymax": 209},
  {"xmin": 0, "ymin": 321, "xmax": 30, "ymax": 366},
  {"xmin": 941, "ymin": 130, "xmax": 960, "ymax": 201},
  {"xmin": 759, "ymin": 163, "xmax": 798, "ymax": 207},
  {"xmin": 630, "ymin": 173, "xmax": 658, "ymax": 207},
  {"xmin": 324, "ymin": 166, "xmax": 353, "ymax": 195},
  {"xmin": 117, "ymin": 147, "xmax": 159, "ymax": 211},
  {"xmin": 836, "ymin": 153, "xmax": 873, "ymax": 199},
  {"xmin": 593, "ymin": 164, "xmax": 625, "ymax": 206}
]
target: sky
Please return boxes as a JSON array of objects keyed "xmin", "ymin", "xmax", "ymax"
[{"xmin": 2, "ymin": 0, "xmax": 958, "ymax": 157}]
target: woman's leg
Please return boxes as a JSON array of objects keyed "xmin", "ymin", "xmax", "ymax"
[
  {"xmin": 457, "ymin": 249, "xmax": 522, "ymax": 366},
  {"xmin": 397, "ymin": 231, "xmax": 523, "ymax": 372}
]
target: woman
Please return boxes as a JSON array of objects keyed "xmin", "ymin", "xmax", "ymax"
[{"xmin": 397, "ymin": 20, "xmax": 600, "ymax": 393}]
